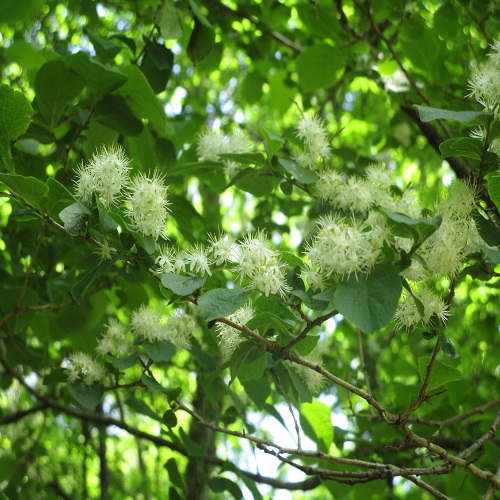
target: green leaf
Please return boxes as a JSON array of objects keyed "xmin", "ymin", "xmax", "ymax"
[
  {"xmin": 140, "ymin": 37, "xmax": 174, "ymax": 94},
  {"xmin": 69, "ymin": 382, "xmax": 104, "ymax": 409},
  {"xmin": 379, "ymin": 207, "xmax": 442, "ymax": 244},
  {"xmin": 231, "ymin": 346, "xmax": 267, "ymax": 383},
  {"xmin": 43, "ymin": 368, "xmax": 67, "ymax": 385},
  {"xmin": 59, "ymin": 202, "xmax": 90, "ymax": 236},
  {"xmin": 417, "ymin": 356, "xmax": 462, "ymax": 391},
  {"xmin": 0, "ymin": 173, "xmax": 48, "ymax": 213},
  {"xmin": 46, "ymin": 178, "xmax": 76, "ymax": 217},
  {"xmin": 292, "ymin": 289, "xmax": 330, "ymax": 312},
  {"xmin": 246, "ymin": 312, "xmax": 293, "ymax": 338},
  {"xmin": 115, "ymin": 64, "xmax": 165, "ymax": 132},
  {"xmin": 65, "ymin": 52, "xmax": 128, "ymax": 98},
  {"xmin": 189, "ymin": 0, "xmax": 213, "ymax": 28},
  {"xmin": 208, "ymin": 477, "xmax": 243, "ymax": 499},
  {"xmin": 473, "ymin": 210, "xmax": 500, "ymax": 246},
  {"xmin": 293, "ymin": 335, "xmax": 320, "ymax": 356},
  {"xmin": 34, "ymin": 59, "xmax": 85, "ymax": 128},
  {"xmin": 71, "ymin": 258, "xmax": 117, "ymax": 305},
  {"xmin": 486, "ymin": 173, "xmax": 500, "ymax": 212},
  {"xmin": 107, "ymin": 354, "xmax": 139, "ymax": 370},
  {"xmin": 198, "ymin": 288, "xmax": 252, "ymax": 321},
  {"xmin": 187, "ymin": 18, "xmax": 215, "ymax": 62},
  {"xmin": 85, "ymin": 29, "xmax": 122, "ymax": 63},
  {"xmin": 143, "ymin": 340, "xmax": 176, "ymax": 362},
  {"xmin": 242, "ymin": 374, "xmax": 271, "ymax": 409},
  {"xmin": 161, "ymin": 273, "xmax": 207, "ymax": 296},
  {"xmin": 300, "ymin": 399, "xmax": 333, "ymax": 453},
  {"xmin": 162, "ymin": 410, "xmax": 178, "ymax": 428},
  {"xmin": 260, "ymin": 128, "xmax": 285, "ymax": 160},
  {"xmin": 439, "ymin": 137, "xmax": 483, "ymax": 160},
  {"xmin": 278, "ymin": 159, "xmax": 319, "ymax": 184},
  {"xmin": 155, "ymin": 0, "xmax": 183, "ymax": 39},
  {"xmin": 414, "ymin": 105, "xmax": 490, "ymax": 124},
  {"xmin": 295, "ymin": 44, "xmax": 345, "ymax": 92},
  {"xmin": 218, "ymin": 152, "xmax": 267, "ymax": 167},
  {"xmin": 96, "ymin": 199, "xmax": 119, "ymax": 234},
  {"xmin": 125, "ymin": 397, "xmax": 162, "ymax": 421},
  {"xmin": 334, "ymin": 260, "xmax": 402, "ymax": 334},
  {"xmin": 179, "ymin": 427, "xmax": 205, "ymax": 458},
  {"xmin": 232, "ymin": 169, "xmax": 279, "ymax": 196},
  {"xmin": 141, "ymin": 373, "xmax": 167, "ymax": 392},
  {"xmin": 94, "ymin": 94, "xmax": 144, "ymax": 136},
  {"xmin": 438, "ymin": 331, "xmax": 459, "ymax": 359},
  {"xmin": 0, "ymin": 85, "xmax": 33, "ymax": 171},
  {"xmin": 479, "ymin": 245, "xmax": 500, "ymax": 265}
]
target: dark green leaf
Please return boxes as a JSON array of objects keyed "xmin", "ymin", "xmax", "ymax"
[
  {"xmin": 85, "ymin": 29, "xmax": 122, "ymax": 63},
  {"xmin": 296, "ymin": 44, "xmax": 345, "ymax": 92},
  {"xmin": 179, "ymin": 427, "xmax": 205, "ymax": 457},
  {"xmin": 69, "ymin": 382, "xmax": 104, "ymax": 409},
  {"xmin": 293, "ymin": 335, "xmax": 320, "ymax": 356},
  {"xmin": 187, "ymin": 18, "xmax": 215, "ymax": 62},
  {"xmin": 198, "ymin": 288, "xmax": 252, "ymax": 321},
  {"xmin": 59, "ymin": 202, "xmax": 90, "ymax": 236},
  {"xmin": 125, "ymin": 397, "xmax": 162, "ymax": 421},
  {"xmin": 417, "ymin": 356, "xmax": 462, "ymax": 391},
  {"xmin": 278, "ymin": 159, "xmax": 319, "ymax": 184},
  {"xmin": 379, "ymin": 207, "xmax": 441, "ymax": 244},
  {"xmin": 140, "ymin": 37, "xmax": 174, "ymax": 94},
  {"xmin": 218, "ymin": 152, "xmax": 267, "ymax": 167},
  {"xmin": 94, "ymin": 94, "xmax": 144, "ymax": 136},
  {"xmin": 164, "ymin": 458, "xmax": 184, "ymax": 490},
  {"xmin": 242, "ymin": 374, "xmax": 271, "ymax": 409},
  {"xmin": 414, "ymin": 105, "xmax": 490, "ymax": 124},
  {"xmin": 161, "ymin": 273, "xmax": 207, "ymax": 296},
  {"xmin": 143, "ymin": 340, "xmax": 176, "ymax": 362},
  {"xmin": 486, "ymin": 173, "xmax": 500, "ymax": 212},
  {"xmin": 0, "ymin": 173, "xmax": 48, "ymax": 213},
  {"xmin": 473, "ymin": 210, "xmax": 500, "ymax": 246},
  {"xmin": 334, "ymin": 260, "xmax": 402, "ymax": 334},
  {"xmin": 438, "ymin": 332, "xmax": 459, "ymax": 359},
  {"xmin": 34, "ymin": 59, "xmax": 85, "ymax": 128},
  {"xmin": 260, "ymin": 128, "xmax": 285, "ymax": 160},
  {"xmin": 155, "ymin": 0, "xmax": 183, "ymax": 39},
  {"xmin": 65, "ymin": 52, "xmax": 128, "ymax": 98},
  {"xmin": 71, "ymin": 258, "xmax": 117, "ymax": 305},
  {"xmin": 439, "ymin": 137, "xmax": 483, "ymax": 160},
  {"xmin": 107, "ymin": 354, "xmax": 139, "ymax": 370},
  {"xmin": 162, "ymin": 410, "xmax": 178, "ymax": 428}
]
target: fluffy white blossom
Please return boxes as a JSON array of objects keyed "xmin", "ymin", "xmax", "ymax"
[
  {"xmin": 125, "ymin": 171, "xmax": 170, "ymax": 239},
  {"xmin": 217, "ymin": 304, "xmax": 254, "ymax": 360},
  {"xmin": 234, "ymin": 232, "xmax": 290, "ymax": 297},
  {"xmin": 394, "ymin": 286, "xmax": 449, "ymax": 330},
  {"xmin": 305, "ymin": 215, "xmax": 385, "ymax": 279},
  {"xmin": 96, "ymin": 318, "xmax": 132, "ymax": 357},
  {"xmin": 74, "ymin": 144, "xmax": 131, "ymax": 207},
  {"xmin": 294, "ymin": 114, "xmax": 331, "ymax": 170},
  {"xmin": 290, "ymin": 356, "xmax": 326, "ymax": 395},
  {"xmin": 208, "ymin": 232, "xmax": 236, "ymax": 266},
  {"xmin": 164, "ymin": 311, "xmax": 198, "ymax": 349},
  {"xmin": 65, "ymin": 352, "xmax": 106, "ymax": 386},
  {"xmin": 185, "ymin": 243, "xmax": 213, "ymax": 276},
  {"xmin": 197, "ymin": 130, "xmax": 226, "ymax": 161},
  {"xmin": 131, "ymin": 305, "xmax": 165, "ymax": 342}
]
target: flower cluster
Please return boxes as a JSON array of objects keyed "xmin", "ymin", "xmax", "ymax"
[
  {"xmin": 65, "ymin": 352, "xmax": 106, "ymax": 386},
  {"xmin": 216, "ymin": 304, "xmax": 254, "ymax": 361},
  {"xmin": 74, "ymin": 144, "xmax": 170, "ymax": 240},
  {"xmin": 288, "ymin": 356, "xmax": 326, "ymax": 395},
  {"xmin": 197, "ymin": 128, "xmax": 251, "ymax": 176},
  {"xmin": 303, "ymin": 214, "xmax": 386, "ymax": 288},
  {"xmin": 294, "ymin": 114, "xmax": 331, "ymax": 170},
  {"xmin": 65, "ymin": 305, "xmax": 198, "ymax": 385},
  {"xmin": 156, "ymin": 230, "xmax": 289, "ymax": 298},
  {"xmin": 468, "ymin": 39, "xmax": 500, "ymax": 116},
  {"xmin": 74, "ymin": 144, "xmax": 130, "ymax": 207}
]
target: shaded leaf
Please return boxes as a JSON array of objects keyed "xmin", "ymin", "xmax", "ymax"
[
  {"xmin": 417, "ymin": 356, "xmax": 462, "ymax": 391},
  {"xmin": 161, "ymin": 273, "xmax": 207, "ymax": 296},
  {"xmin": 198, "ymin": 288, "xmax": 252, "ymax": 321}
]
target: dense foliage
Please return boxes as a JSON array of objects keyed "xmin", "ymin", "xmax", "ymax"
[{"xmin": 1, "ymin": 1, "xmax": 500, "ymax": 499}]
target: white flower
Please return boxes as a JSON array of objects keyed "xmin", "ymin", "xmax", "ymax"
[
  {"xmin": 234, "ymin": 232, "xmax": 290, "ymax": 297},
  {"xmin": 89, "ymin": 144, "xmax": 131, "ymax": 208},
  {"xmin": 197, "ymin": 129, "xmax": 226, "ymax": 161},
  {"xmin": 305, "ymin": 215, "xmax": 384, "ymax": 278},
  {"xmin": 96, "ymin": 318, "xmax": 132, "ymax": 357},
  {"xmin": 290, "ymin": 356, "xmax": 326, "ymax": 395},
  {"xmin": 65, "ymin": 352, "xmax": 106, "ymax": 386},
  {"xmin": 217, "ymin": 304, "xmax": 254, "ymax": 360},
  {"xmin": 294, "ymin": 114, "xmax": 331, "ymax": 170},
  {"xmin": 164, "ymin": 311, "xmax": 197, "ymax": 349},
  {"xmin": 208, "ymin": 232, "xmax": 236, "ymax": 266},
  {"xmin": 185, "ymin": 243, "xmax": 213, "ymax": 276},
  {"xmin": 74, "ymin": 162, "xmax": 95, "ymax": 203},
  {"xmin": 131, "ymin": 305, "xmax": 166, "ymax": 342},
  {"xmin": 394, "ymin": 286, "xmax": 449, "ymax": 330},
  {"xmin": 125, "ymin": 171, "xmax": 170, "ymax": 240}
]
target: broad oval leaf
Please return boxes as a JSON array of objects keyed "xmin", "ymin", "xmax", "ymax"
[
  {"xmin": 334, "ymin": 260, "xmax": 402, "ymax": 334},
  {"xmin": 161, "ymin": 273, "xmax": 207, "ymax": 296},
  {"xmin": 198, "ymin": 288, "xmax": 252, "ymax": 322}
]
